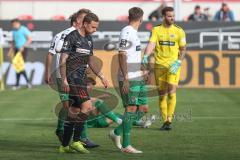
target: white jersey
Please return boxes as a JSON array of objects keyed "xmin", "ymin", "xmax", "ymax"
[
  {"xmin": 48, "ymin": 26, "xmax": 76, "ymax": 78},
  {"xmin": 118, "ymin": 25, "xmax": 143, "ymax": 81}
]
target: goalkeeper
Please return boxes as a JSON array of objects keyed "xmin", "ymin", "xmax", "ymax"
[{"xmin": 142, "ymin": 7, "xmax": 187, "ymax": 131}]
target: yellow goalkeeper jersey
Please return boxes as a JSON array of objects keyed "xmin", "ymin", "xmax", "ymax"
[{"xmin": 149, "ymin": 24, "xmax": 186, "ymax": 67}]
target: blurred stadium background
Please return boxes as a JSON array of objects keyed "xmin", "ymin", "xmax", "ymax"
[{"xmin": 0, "ymin": 0, "xmax": 240, "ymax": 160}]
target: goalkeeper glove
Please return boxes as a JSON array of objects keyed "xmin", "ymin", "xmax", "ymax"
[
  {"xmin": 142, "ymin": 55, "xmax": 149, "ymax": 67},
  {"xmin": 169, "ymin": 60, "xmax": 181, "ymax": 74}
]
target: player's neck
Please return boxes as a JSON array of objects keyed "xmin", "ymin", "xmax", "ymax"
[
  {"xmin": 163, "ymin": 21, "xmax": 172, "ymax": 28},
  {"xmin": 79, "ymin": 27, "xmax": 86, "ymax": 37},
  {"xmin": 129, "ymin": 22, "xmax": 139, "ymax": 31}
]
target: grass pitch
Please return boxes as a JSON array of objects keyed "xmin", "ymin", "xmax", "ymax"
[{"xmin": 0, "ymin": 86, "xmax": 240, "ymax": 160}]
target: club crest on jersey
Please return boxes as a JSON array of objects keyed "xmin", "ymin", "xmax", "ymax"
[
  {"xmin": 88, "ymin": 41, "xmax": 92, "ymax": 47},
  {"xmin": 130, "ymin": 96, "xmax": 136, "ymax": 104},
  {"xmin": 62, "ymin": 41, "xmax": 68, "ymax": 50},
  {"xmin": 170, "ymin": 34, "xmax": 175, "ymax": 38},
  {"xmin": 63, "ymin": 41, "xmax": 68, "ymax": 46}
]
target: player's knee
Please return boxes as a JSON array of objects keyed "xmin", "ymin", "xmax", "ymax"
[
  {"xmin": 81, "ymin": 100, "xmax": 94, "ymax": 114},
  {"xmin": 167, "ymin": 84, "xmax": 177, "ymax": 94},
  {"xmin": 126, "ymin": 106, "xmax": 137, "ymax": 113},
  {"xmin": 158, "ymin": 90, "xmax": 167, "ymax": 96},
  {"xmin": 168, "ymin": 93, "xmax": 176, "ymax": 100},
  {"xmin": 68, "ymin": 107, "xmax": 80, "ymax": 119},
  {"xmin": 159, "ymin": 95, "xmax": 167, "ymax": 102},
  {"xmin": 139, "ymin": 105, "xmax": 148, "ymax": 113}
]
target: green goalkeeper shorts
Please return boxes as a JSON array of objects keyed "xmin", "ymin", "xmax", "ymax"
[
  {"xmin": 119, "ymin": 80, "xmax": 147, "ymax": 107},
  {"xmin": 57, "ymin": 78, "xmax": 69, "ymax": 102}
]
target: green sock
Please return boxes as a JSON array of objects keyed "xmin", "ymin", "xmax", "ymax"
[
  {"xmin": 106, "ymin": 111, "xmax": 120, "ymax": 123},
  {"xmin": 114, "ymin": 124, "xmax": 122, "ymax": 136},
  {"xmin": 56, "ymin": 107, "xmax": 67, "ymax": 132},
  {"xmin": 80, "ymin": 121, "xmax": 88, "ymax": 139},
  {"xmin": 95, "ymin": 100, "xmax": 110, "ymax": 114},
  {"xmin": 95, "ymin": 100, "xmax": 120, "ymax": 123},
  {"xmin": 122, "ymin": 112, "xmax": 134, "ymax": 148},
  {"xmin": 133, "ymin": 110, "xmax": 144, "ymax": 126}
]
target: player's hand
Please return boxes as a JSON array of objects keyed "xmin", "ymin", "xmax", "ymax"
[
  {"xmin": 101, "ymin": 77, "xmax": 109, "ymax": 89},
  {"xmin": 143, "ymin": 70, "xmax": 151, "ymax": 84},
  {"xmin": 45, "ymin": 72, "xmax": 51, "ymax": 84},
  {"xmin": 142, "ymin": 55, "xmax": 149, "ymax": 67},
  {"xmin": 62, "ymin": 79, "xmax": 70, "ymax": 93},
  {"xmin": 169, "ymin": 60, "xmax": 181, "ymax": 74},
  {"xmin": 122, "ymin": 79, "xmax": 129, "ymax": 94},
  {"xmin": 19, "ymin": 47, "xmax": 24, "ymax": 53}
]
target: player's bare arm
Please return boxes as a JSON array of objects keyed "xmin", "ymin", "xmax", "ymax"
[
  {"xmin": 118, "ymin": 50, "xmax": 129, "ymax": 94},
  {"xmin": 142, "ymin": 42, "xmax": 156, "ymax": 68},
  {"xmin": 88, "ymin": 55, "xmax": 109, "ymax": 88},
  {"xmin": 45, "ymin": 53, "xmax": 54, "ymax": 84},
  {"xmin": 179, "ymin": 46, "xmax": 186, "ymax": 61},
  {"xmin": 144, "ymin": 42, "xmax": 156, "ymax": 57},
  {"xmin": 59, "ymin": 52, "xmax": 69, "ymax": 92}
]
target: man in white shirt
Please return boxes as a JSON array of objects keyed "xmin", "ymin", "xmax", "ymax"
[{"xmin": 109, "ymin": 7, "xmax": 147, "ymax": 154}]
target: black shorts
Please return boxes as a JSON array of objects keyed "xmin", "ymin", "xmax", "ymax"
[{"xmin": 68, "ymin": 78, "xmax": 90, "ymax": 108}]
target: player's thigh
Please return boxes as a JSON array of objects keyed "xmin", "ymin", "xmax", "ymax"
[
  {"xmin": 167, "ymin": 67, "xmax": 181, "ymax": 86},
  {"xmin": 119, "ymin": 81, "xmax": 139, "ymax": 108},
  {"xmin": 69, "ymin": 78, "xmax": 91, "ymax": 111},
  {"xmin": 68, "ymin": 106, "xmax": 81, "ymax": 118},
  {"xmin": 81, "ymin": 100, "xmax": 94, "ymax": 114},
  {"xmin": 154, "ymin": 67, "xmax": 168, "ymax": 95},
  {"xmin": 56, "ymin": 78, "xmax": 69, "ymax": 108},
  {"xmin": 167, "ymin": 83, "xmax": 177, "ymax": 94},
  {"xmin": 138, "ymin": 105, "xmax": 148, "ymax": 113},
  {"xmin": 137, "ymin": 80, "xmax": 148, "ymax": 107}
]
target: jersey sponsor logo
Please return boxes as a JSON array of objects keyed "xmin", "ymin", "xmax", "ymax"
[
  {"xmin": 136, "ymin": 45, "xmax": 141, "ymax": 51},
  {"xmin": 159, "ymin": 41, "xmax": 175, "ymax": 46},
  {"xmin": 76, "ymin": 48, "xmax": 91, "ymax": 54}
]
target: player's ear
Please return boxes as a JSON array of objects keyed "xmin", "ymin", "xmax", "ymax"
[{"xmin": 83, "ymin": 22, "xmax": 88, "ymax": 27}]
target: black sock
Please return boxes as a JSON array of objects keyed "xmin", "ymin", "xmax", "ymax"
[
  {"xmin": 73, "ymin": 112, "xmax": 88, "ymax": 142},
  {"xmin": 21, "ymin": 71, "xmax": 29, "ymax": 83},
  {"xmin": 16, "ymin": 73, "xmax": 20, "ymax": 86},
  {"xmin": 62, "ymin": 116, "xmax": 75, "ymax": 147}
]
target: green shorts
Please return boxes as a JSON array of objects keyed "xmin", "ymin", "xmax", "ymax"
[
  {"xmin": 57, "ymin": 78, "xmax": 69, "ymax": 102},
  {"xmin": 119, "ymin": 80, "xmax": 147, "ymax": 107}
]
